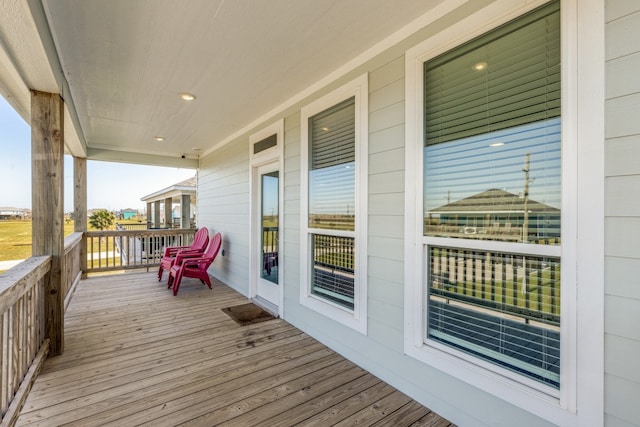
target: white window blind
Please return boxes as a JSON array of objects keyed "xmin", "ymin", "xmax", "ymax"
[
  {"xmin": 424, "ymin": 3, "xmax": 560, "ymax": 146},
  {"xmin": 310, "ymin": 97, "xmax": 355, "ymax": 169}
]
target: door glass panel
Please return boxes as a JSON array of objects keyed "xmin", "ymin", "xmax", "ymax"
[{"xmin": 261, "ymin": 171, "xmax": 279, "ymax": 284}]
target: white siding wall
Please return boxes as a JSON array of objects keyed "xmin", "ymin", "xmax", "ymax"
[
  {"xmin": 605, "ymin": 1, "xmax": 640, "ymax": 426},
  {"xmin": 198, "ymin": 138, "xmax": 250, "ymax": 294}
]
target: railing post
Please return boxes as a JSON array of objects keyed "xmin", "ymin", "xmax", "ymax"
[
  {"xmin": 31, "ymin": 90, "xmax": 65, "ymax": 356},
  {"xmin": 74, "ymin": 157, "xmax": 88, "ymax": 278}
]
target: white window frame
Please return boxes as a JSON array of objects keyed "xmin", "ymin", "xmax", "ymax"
[
  {"xmin": 300, "ymin": 74, "xmax": 368, "ymax": 334},
  {"xmin": 403, "ymin": 0, "xmax": 603, "ymax": 424},
  {"xmin": 249, "ymin": 119, "xmax": 284, "ymax": 315}
]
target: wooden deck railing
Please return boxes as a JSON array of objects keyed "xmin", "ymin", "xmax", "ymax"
[
  {"xmin": 85, "ymin": 228, "xmax": 197, "ymax": 273},
  {"xmin": 63, "ymin": 233, "xmax": 83, "ymax": 310},
  {"xmin": 114, "ymin": 222, "xmax": 148, "ymax": 231},
  {"xmin": 0, "ymin": 228, "xmax": 196, "ymax": 424},
  {"xmin": 0, "ymin": 256, "xmax": 50, "ymax": 424},
  {"xmin": 0, "ymin": 231, "xmax": 89, "ymax": 424}
]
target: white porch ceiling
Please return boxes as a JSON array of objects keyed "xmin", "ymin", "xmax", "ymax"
[{"xmin": 1, "ymin": 0, "xmax": 446, "ymax": 167}]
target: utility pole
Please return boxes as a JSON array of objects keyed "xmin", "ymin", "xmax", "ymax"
[{"xmin": 522, "ymin": 153, "xmax": 531, "ymax": 243}]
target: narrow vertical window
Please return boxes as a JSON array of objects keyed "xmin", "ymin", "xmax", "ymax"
[
  {"xmin": 300, "ymin": 75, "xmax": 368, "ymax": 333},
  {"xmin": 308, "ymin": 98, "xmax": 356, "ymax": 309}
]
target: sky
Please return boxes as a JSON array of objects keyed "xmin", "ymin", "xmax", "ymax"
[{"xmin": 0, "ymin": 95, "xmax": 195, "ymax": 212}]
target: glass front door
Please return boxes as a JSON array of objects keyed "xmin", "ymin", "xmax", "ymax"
[
  {"xmin": 255, "ymin": 163, "xmax": 280, "ymax": 308},
  {"xmin": 260, "ymin": 170, "xmax": 279, "ymax": 284}
]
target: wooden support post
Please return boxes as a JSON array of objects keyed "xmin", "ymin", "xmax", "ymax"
[
  {"xmin": 180, "ymin": 195, "xmax": 191, "ymax": 229},
  {"xmin": 153, "ymin": 202, "xmax": 161, "ymax": 228},
  {"xmin": 31, "ymin": 90, "xmax": 64, "ymax": 356},
  {"xmin": 164, "ymin": 197, "xmax": 172, "ymax": 228},
  {"xmin": 74, "ymin": 157, "xmax": 87, "ymax": 278}
]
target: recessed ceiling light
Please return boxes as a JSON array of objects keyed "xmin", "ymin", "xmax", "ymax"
[
  {"xmin": 154, "ymin": 136, "xmax": 165, "ymax": 142},
  {"xmin": 473, "ymin": 62, "xmax": 488, "ymax": 71},
  {"xmin": 178, "ymin": 92, "xmax": 196, "ymax": 101},
  {"xmin": 489, "ymin": 142, "xmax": 504, "ymax": 147}
]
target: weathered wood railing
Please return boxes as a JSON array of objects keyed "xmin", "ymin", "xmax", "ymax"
[
  {"xmin": 0, "ymin": 232, "xmax": 86, "ymax": 425},
  {"xmin": 0, "ymin": 228, "xmax": 197, "ymax": 423},
  {"xmin": 85, "ymin": 228, "xmax": 197, "ymax": 273},
  {"xmin": 63, "ymin": 233, "xmax": 83, "ymax": 310},
  {"xmin": 0, "ymin": 256, "xmax": 50, "ymax": 424},
  {"xmin": 114, "ymin": 222, "xmax": 148, "ymax": 231}
]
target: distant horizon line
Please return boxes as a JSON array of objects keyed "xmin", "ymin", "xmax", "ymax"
[{"xmin": 0, "ymin": 207, "xmax": 148, "ymax": 213}]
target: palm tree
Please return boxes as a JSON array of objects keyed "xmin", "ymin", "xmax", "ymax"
[{"xmin": 89, "ymin": 209, "xmax": 115, "ymax": 231}]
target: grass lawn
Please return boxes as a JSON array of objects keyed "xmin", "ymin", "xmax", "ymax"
[
  {"xmin": 0, "ymin": 219, "xmax": 143, "ymax": 262},
  {"xmin": 0, "ymin": 220, "xmax": 74, "ymax": 261}
]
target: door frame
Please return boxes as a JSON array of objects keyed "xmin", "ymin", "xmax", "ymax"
[{"xmin": 249, "ymin": 119, "xmax": 284, "ymax": 317}]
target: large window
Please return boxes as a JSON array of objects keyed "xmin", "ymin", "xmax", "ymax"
[
  {"xmin": 422, "ymin": 1, "xmax": 562, "ymax": 391},
  {"xmin": 403, "ymin": 0, "xmax": 564, "ymax": 397},
  {"xmin": 300, "ymin": 75, "xmax": 368, "ymax": 333},
  {"xmin": 405, "ymin": 0, "xmax": 603, "ymax": 422}
]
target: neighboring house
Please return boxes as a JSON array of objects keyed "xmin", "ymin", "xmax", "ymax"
[
  {"xmin": 1, "ymin": 1, "xmax": 638, "ymax": 426},
  {"xmin": 140, "ymin": 176, "xmax": 197, "ymax": 229},
  {"xmin": 0, "ymin": 207, "xmax": 29, "ymax": 220},
  {"xmin": 118, "ymin": 208, "xmax": 138, "ymax": 220}
]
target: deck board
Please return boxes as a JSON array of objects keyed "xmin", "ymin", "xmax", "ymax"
[{"xmin": 16, "ymin": 272, "xmax": 453, "ymax": 426}]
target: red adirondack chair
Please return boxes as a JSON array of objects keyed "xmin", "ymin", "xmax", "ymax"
[
  {"xmin": 157, "ymin": 227, "xmax": 209, "ymax": 281},
  {"xmin": 167, "ymin": 232, "xmax": 222, "ymax": 296}
]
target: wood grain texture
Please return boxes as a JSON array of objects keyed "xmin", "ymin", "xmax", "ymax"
[
  {"xmin": 30, "ymin": 90, "xmax": 65, "ymax": 357},
  {"xmin": 16, "ymin": 272, "xmax": 452, "ymax": 427}
]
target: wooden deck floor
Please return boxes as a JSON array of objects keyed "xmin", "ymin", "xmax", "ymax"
[{"xmin": 17, "ymin": 272, "xmax": 452, "ymax": 426}]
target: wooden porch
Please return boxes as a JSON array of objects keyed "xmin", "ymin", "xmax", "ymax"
[{"xmin": 16, "ymin": 272, "xmax": 452, "ymax": 427}]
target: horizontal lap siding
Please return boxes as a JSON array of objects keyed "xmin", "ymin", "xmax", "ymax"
[
  {"xmin": 198, "ymin": 140, "xmax": 250, "ymax": 295},
  {"xmin": 604, "ymin": 1, "xmax": 640, "ymax": 425}
]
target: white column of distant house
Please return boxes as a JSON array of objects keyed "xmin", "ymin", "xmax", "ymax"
[
  {"xmin": 146, "ymin": 202, "xmax": 152, "ymax": 227},
  {"xmin": 164, "ymin": 197, "xmax": 173, "ymax": 228},
  {"xmin": 140, "ymin": 176, "xmax": 197, "ymax": 230}
]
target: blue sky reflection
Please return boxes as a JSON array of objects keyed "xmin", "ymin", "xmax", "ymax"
[{"xmin": 424, "ymin": 118, "xmax": 561, "ymax": 213}]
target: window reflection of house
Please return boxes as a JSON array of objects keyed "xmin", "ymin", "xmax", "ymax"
[{"xmin": 426, "ymin": 188, "xmax": 560, "ymax": 243}]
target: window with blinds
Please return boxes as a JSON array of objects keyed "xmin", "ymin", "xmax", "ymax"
[
  {"xmin": 308, "ymin": 97, "xmax": 356, "ymax": 310},
  {"xmin": 309, "ymin": 97, "xmax": 356, "ymax": 231},
  {"xmin": 423, "ymin": 1, "xmax": 562, "ymax": 389}
]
